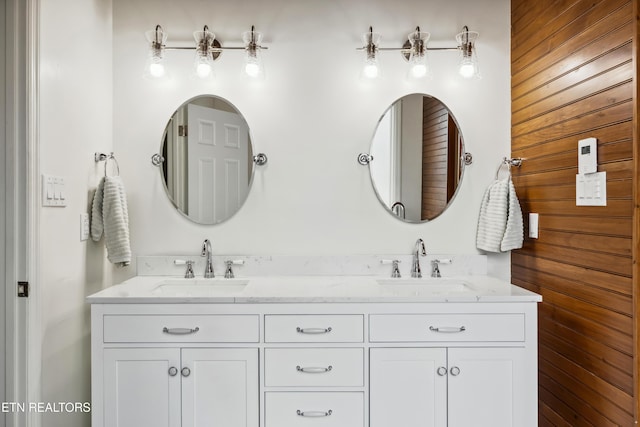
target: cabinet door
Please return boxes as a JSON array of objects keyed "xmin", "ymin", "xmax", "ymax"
[
  {"xmin": 370, "ymin": 348, "xmax": 447, "ymax": 427},
  {"xmin": 103, "ymin": 348, "xmax": 181, "ymax": 427},
  {"xmin": 447, "ymin": 347, "xmax": 527, "ymax": 427},
  {"xmin": 181, "ymin": 348, "xmax": 259, "ymax": 427}
]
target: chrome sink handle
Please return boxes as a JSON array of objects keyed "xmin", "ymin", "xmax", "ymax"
[
  {"xmin": 174, "ymin": 259, "xmax": 195, "ymax": 278},
  {"xmin": 224, "ymin": 259, "xmax": 245, "ymax": 279},
  {"xmin": 381, "ymin": 259, "xmax": 401, "ymax": 278},
  {"xmin": 430, "ymin": 258, "xmax": 452, "ymax": 278}
]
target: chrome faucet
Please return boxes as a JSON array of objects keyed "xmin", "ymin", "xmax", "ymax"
[
  {"xmin": 201, "ymin": 239, "xmax": 215, "ymax": 278},
  {"xmin": 411, "ymin": 238, "xmax": 427, "ymax": 278}
]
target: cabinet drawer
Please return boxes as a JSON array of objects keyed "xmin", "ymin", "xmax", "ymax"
[
  {"xmin": 103, "ymin": 315, "xmax": 259, "ymax": 343},
  {"xmin": 265, "ymin": 315, "xmax": 363, "ymax": 343},
  {"xmin": 369, "ymin": 314, "xmax": 525, "ymax": 342},
  {"xmin": 265, "ymin": 392, "xmax": 364, "ymax": 427},
  {"xmin": 265, "ymin": 348, "xmax": 363, "ymax": 387}
]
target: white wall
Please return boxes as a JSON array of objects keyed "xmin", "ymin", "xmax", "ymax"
[
  {"xmin": 0, "ymin": 0, "xmax": 6, "ymax": 420},
  {"xmin": 112, "ymin": 0, "xmax": 511, "ymax": 284},
  {"xmin": 38, "ymin": 0, "xmax": 112, "ymax": 426},
  {"xmin": 400, "ymin": 94, "xmax": 424, "ymax": 221}
]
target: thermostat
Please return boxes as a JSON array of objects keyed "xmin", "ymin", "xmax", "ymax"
[{"xmin": 578, "ymin": 137, "xmax": 597, "ymax": 174}]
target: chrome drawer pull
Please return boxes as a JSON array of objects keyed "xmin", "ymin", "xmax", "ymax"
[
  {"xmin": 429, "ymin": 326, "xmax": 466, "ymax": 333},
  {"xmin": 296, "ymin": 365, "xmax": 333, "ymax": 373},
  {"xmin": 168, "ymin": 367, "xmax": 178, "ymax": 377},
  {"xmin": 162, "ymin": 327, "xmax": 200, "ymax": 335},
  {"xmin": 436, "ymin": 366, "xmax": 447, "ymax": 376},
  {"xmin": 450, "ymin": 366, "xmax": 461, "ymax": 376},
  {"xmin": 296, "ymin": 327, "xmax": 332, "ymax": 334},
  {"xmin": 181, "ymin": 367, "xmax": 191, "ymax": 377},
  {"xmin": 297, "ymin": 409, "xmax": 332, "ymax": 417}
]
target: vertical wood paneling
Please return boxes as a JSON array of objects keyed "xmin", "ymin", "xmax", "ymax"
[
  {"xmin": 421, "ymin": 97, "xmax": 449, "ymax": 220},
  {"xmin": 511, "ymin": 0, "xmax": 637, "ymax": 424},
  {"xmin": 631, "ymin": 0, "xmax": 640, "ymax": 421}
]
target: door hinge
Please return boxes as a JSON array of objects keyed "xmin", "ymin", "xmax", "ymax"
[
  {"xmin": 17, "ymin": 281, "xmax": 29, "ymax": 298},
  {"xmin": 178, "ymin": 125, "xmax": 188, "ymax": 137}
]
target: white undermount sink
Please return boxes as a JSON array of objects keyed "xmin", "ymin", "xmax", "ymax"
[
  {"xmin": 376, "ymin": 278, "xmax": 474, "ymax": 294},
  {"xmin": 152, "ymin": 279, "xmax": 249, "ymax": 296}
]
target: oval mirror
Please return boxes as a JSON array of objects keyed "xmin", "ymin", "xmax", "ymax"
[
  {"xmin": 159, "ymin": 95, "xmax": 255, "ymax": 224},
  {"xmin": 368, "ymin": 94, "xmax": 465, "ymax": 222}
]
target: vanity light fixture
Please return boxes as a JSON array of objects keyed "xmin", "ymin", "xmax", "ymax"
[
  {"xmin": 242, "ymin": 26, "xmax": 265, "ymax": 79},
  {"xmin": 406, "ymin": 27, "xmax": 430, "ymax": 80},
  {"xmin": 358, "ymin": 25, "xmax": 480, "ymax": 80},
  {"xmin": 193, "ymin": 25, "xmax": 218, "ymax": 79},
  {"xmin": 144, "ymin": 24, "xmax": 268, "ymax": 80},
  {"xmin": 361, "ymin": 27, "xmax": 381, "ymax": 79},
  {"xmin": 456, "ymin": 26, "xmax": 480, "ymax": 79},
  {"xmin": 145, "ymin": 25, "xmax": 168, "ymax": 78}
]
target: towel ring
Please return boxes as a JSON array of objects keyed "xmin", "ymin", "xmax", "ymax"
[
  {"xmin": 495, "ymin": 157, "xmax": 523, "ymax": 179},
  {"xmin": 104, "ymin": 155, "xmax": 120, "ymax": 177},
  {"xmin": 495, "ymin": 161, "xmax": 511, "ymax": 180}
]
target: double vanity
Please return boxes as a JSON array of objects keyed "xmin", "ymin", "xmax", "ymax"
[{"xmin": 88, "ymin": 256, "xmax": 541, "ymax": 427}]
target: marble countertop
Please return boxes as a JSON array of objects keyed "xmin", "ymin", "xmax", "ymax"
[{"xmin": 86, "ymin": 275, "xmax": 542, "ymax": 304}]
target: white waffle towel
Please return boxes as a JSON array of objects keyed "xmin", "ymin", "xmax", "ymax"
[
  {"xmin": 91, "ymin": 176, "xmax": 131, "ymax": 267},
  {"xmin": 476, "ymin": 176, "xmax": 524, "ymax": 253}
]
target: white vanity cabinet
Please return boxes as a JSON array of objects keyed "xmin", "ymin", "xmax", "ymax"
[
  {"xmin": 369, "ymin": 312, "xmax": 534, "ymax": 427},
  {"xmin": 90, "ymin": 293, "xmax": 539, "ymax": 427},
  {"xmin": 103, "ymin": 347, "xmax": 258, "ymax": 427},
  {"xmin": 92, "ymin": 307, "xmax": 260, "ymax": 427},
  {"xmin": 263, "ymin": 314, "xmax": 366, "ymax": 427}
]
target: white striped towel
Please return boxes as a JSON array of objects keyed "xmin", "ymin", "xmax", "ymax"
[
  {"xmin": 91, "ymin": 176, "xmax": 132, "ymax": 267},
  {"xmin": 476, "ymin": 175, "xmax": 524, "ymax": 253}
]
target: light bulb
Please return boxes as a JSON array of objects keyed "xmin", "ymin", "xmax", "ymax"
[
  {"xmin": 149, "ymin": 62, "xmax": 165, "ymax": 78},
  {"xmin": 196, "ymin": 62, "xmax": 212, "ymax": 78},
  {"xmin": 362, "ymin": 58, "xmax": 379, "ymax": 79},
  {"xmin": 245, "ymin": 62, "xmax": 260, "ymax": 77},
  {"xmin": 410, "ymin": 63, "xmax": 427, "ymax": 79},
  {"xmin": 459, "ymin": 61, "xmax": 476, "ymax": 79}
]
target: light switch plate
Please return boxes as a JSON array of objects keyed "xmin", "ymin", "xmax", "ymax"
[
  {"xmin": 528, "ymin": 213, "xmax": 539, "ymax": 239},
  {"xmin": 80, "ymin": 213, "xmax": 90, "ymax": 241},
  {"xmin": 576, "ymin": 171, "xmax": 607, "ymax": 206},
  {"xmin": 42, "ymin": 174, "xmax": 67, "ymax": 207}
]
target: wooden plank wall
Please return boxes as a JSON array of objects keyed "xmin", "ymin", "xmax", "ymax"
[
  {"xmin": 510, "ymin": 0, "xmax": 636, "ymax": 425},
  {"xmin": 421, "ymin": 97, "xmax": 449, "ymax": 220}
]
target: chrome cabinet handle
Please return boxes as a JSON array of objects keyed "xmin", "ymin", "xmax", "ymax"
[
  {"xmin": 296, "ymin": 365, "xmax": 333, "ymax": 373},
  {"xmin": 436, "ymin": 366, "xmax": 447, "ymax": 376},
  {"xmin": 162, "ymin": 327, "xmax": 200, "ymax": 335},
  {"xmin": 168, "ymin": 367, "xmax": 178, "ymax": 377},
  {"xmin": 296, "ymin": 327, "xmax": 332, "ymax": 334},
  {"xmin": 181, "ymin": 367, "xmax": 191, "ymax": 377},
  {"xmin": 429, "ymin": 326, "xmax": 466, "ymax": 333},
  {"xmin": 450, "ymin": 366, "xmax": 461, "ymax": 376},
  {"xmin": 297, "ymin": 410, "xmax": 332, "ymax": 417}
]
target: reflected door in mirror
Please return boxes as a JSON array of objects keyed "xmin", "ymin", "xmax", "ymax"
[
  {"xmin": 160, "ymin": 95, "xmax": 255, "ymax": 225},
  {"xmin": 187, "ymin": 104, "xmax": 249, "ymax": 224}
]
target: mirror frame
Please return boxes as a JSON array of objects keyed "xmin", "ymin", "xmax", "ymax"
[
  {"xmin": 367, "ymin": 93, "xmax": 468, "ymax": 223},
  {"xmin": 158, "ymin": 94, "xmax": 257, "ymax": 225}
]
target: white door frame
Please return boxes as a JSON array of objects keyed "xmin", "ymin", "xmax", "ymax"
[{"xmin": 4, "ymin": 0, "xmax": 40, "ymax": 426}]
